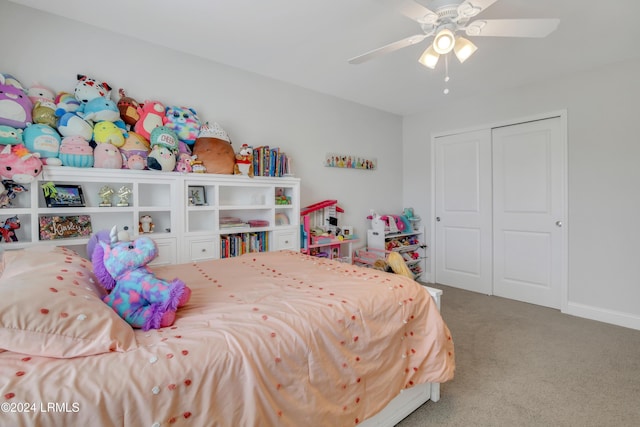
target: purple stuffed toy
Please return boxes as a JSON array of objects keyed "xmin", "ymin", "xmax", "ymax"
[{"xmin": 91, "ymin": 226, "xmax": 191, "ymax": 330}]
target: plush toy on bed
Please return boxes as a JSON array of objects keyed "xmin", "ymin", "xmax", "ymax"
[{"xmin": 90, "ymin": 226, "xmax": 191, "ymax": 330}]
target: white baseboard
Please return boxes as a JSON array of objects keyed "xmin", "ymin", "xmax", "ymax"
[{"xmin": 564, "ymin": 302, "xmax": 640, "ymax": 331}]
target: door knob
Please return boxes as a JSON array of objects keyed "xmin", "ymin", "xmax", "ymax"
[
  {"xmin": 555, "ymin": 221, "xmax": 562, "ymax": 227},
  {"xmin": 436, "ymin": 217, "xmax": 441, "ymax": 222}
]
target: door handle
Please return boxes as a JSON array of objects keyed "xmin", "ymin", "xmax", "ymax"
[
  {"xmin": 436, "ymin": 217, "xmax": 441, "ymax": 222},
  {"xmin": 555, "ymin": 221, "xmax": 562, "ymax": 227}
]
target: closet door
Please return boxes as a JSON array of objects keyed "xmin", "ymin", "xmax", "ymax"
[
  {"xmin": 434, "ymin": 129, "xmax": 493, "ymax": 295},
  {"xmin": 492, "ymin": 117, "xmax": 564, "ymax": 309}
]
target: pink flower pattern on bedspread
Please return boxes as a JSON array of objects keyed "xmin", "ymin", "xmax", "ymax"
[{"xmin": 0, "ymin": 251, "xmax": 454, "ymax": 427}]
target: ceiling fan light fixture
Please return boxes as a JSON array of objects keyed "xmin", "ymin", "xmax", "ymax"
[
  {"xmin": 453, "ymin": 36, "xmax": 478, "ymax": 63},
  {"xmin": 418, "ymin": 45, "xmax": 440, "ymax": 69},
  {"xmin": 433, "ymin": 28, "xmax": 456, "ymax": 54}
]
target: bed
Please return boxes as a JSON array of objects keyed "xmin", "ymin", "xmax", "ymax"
[{"xmin": 0, "ymin": 246, "xmax": 455, "ymax": 427}]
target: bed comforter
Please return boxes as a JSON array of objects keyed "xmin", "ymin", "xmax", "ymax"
[{"xmin": 1, "ymin": 250, "xmax": 454, "ymax": 426}]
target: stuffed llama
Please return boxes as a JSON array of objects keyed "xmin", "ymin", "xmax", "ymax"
[{"xmin": 91, "ymin": 226, "xmax": 191, "ymax": 330}]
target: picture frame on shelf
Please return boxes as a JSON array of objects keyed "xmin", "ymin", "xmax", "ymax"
[
  {"xmin": 39, "ymin": 215, "xmax": 93, "ymax": 241},
  {"xmin": 43, "ymin": 184, "xmax": 86, "ymax": 208},
  {"xmin": 188, "ymin": 186, "xmax": 207, "ymax": 206}
]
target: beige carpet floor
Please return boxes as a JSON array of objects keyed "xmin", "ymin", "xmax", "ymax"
[{"xmin": 397, "ymin": 284, "xmax": 640, "ymax": 427}]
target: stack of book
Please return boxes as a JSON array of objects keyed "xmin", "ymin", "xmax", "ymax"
[
  {"xmin": 252, "ymin": 146, "xmax": 291, "ymax": 177},
  {"xmin": 220, "ymin": 231, "xmax": 269, "ymax": 258},
  {"xmin": 219, "ymin": 217, "xmax": 248, "ymax": 229}
]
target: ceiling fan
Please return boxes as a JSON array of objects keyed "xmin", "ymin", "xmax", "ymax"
[{"xmin": 348, "ymin": 0, "xmax": 560, "ymax": 70}]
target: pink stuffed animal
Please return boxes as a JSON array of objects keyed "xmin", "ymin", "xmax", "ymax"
[
  {"xmin": 93, "ymin": 143, "xmax": 122, "ymax": 169},
  {"xmin": 0, "ymin": 144, "xmax": 43, "ymax": 183},
  {"xmin": 134, "ymin": 101, "xmax": 165, "ymax": 141}
]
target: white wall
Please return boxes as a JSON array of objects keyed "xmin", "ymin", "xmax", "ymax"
[
  {"xmin": 0, "ymin": 1, "xmax": 403, "ymax": 241},
  {"xmin": 403, "ymin": 57, "xmax": 640, "ymax": 330}
]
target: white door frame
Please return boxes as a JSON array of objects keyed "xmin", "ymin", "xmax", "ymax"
[{"xmin": 429, "ymin": 110, "xmax": 568, "ymax": 312}]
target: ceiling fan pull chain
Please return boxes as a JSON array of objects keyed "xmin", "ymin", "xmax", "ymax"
[{"xmin": 443, "ymin": 54, "xmax": 450, "ymax": 94}]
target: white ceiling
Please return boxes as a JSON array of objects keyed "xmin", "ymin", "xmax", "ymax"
[{"xmin": 8, "ymin": 0, "xmax": 640, "ymax": 116}]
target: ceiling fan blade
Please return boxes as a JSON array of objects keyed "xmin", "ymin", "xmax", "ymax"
[
  {"xmin": 466, "ymin": 18, "xmax": 560, "ymax": 38},
  {"xmin": 348, "ymin": 34, "xmax": 427, "ymax": 64},
  {"xmin": 398, "ymin": 0, "xmax": 437, "ymax": 23}
]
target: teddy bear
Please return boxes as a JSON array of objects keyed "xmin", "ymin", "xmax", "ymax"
[{"xmin": 90, "ymin": 226, "xmax": 191, "ymax": 330}]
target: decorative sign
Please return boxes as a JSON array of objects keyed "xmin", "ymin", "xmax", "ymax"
[
  {"xmin": 325, "ymin": 153, "xmax": 377, "ymax": 170},
  {"xmin": 39, "ymin": 215, "xmax": 93, "ymax": 240}
]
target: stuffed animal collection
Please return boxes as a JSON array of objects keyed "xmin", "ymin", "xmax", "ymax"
[
  {"xmin": 0, "ymin": 71, "xmax": 252, "ymax": 175},
  {"xmin": 89, "ymin": 226, "xmax": 191, "ymax": 330}
]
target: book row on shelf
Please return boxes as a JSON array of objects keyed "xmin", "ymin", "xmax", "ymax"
[
  {"xmin": 220, "ymin": 231, "xmax": 269, "ymax": 258},
  {"xmin": 252, "ymin": 146, "xmax": 291, "ymax": 177}
]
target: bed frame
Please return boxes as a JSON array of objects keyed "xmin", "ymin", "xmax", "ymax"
[{"xmin": 361, "ymin": 286, "xmax": 443, "ymax": 426}]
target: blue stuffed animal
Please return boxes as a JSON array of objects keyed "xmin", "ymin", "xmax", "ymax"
[
  {"xmin": 163, "ymin": 106, "xmax": 201, "ymax": 146},
  {"xmin": 91, "ymin": 226, "xmax": 191, "ymax": 330},
  {"xmin": 78, "ymin": 97, "xmax": 128, "ymax": 133}
]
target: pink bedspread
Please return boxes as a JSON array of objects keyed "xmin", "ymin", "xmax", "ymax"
[{"xmin": 1, "ymin": 251, "xmax": 454, "ymax": 426}]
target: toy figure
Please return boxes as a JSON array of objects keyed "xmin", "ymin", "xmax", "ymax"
[
  {"xmin": 0, "ymin": 215, "xmax": 20, "ymax": 242},
  {"xmin": 0, "ymin": 180, "xmax": 28, "ymax": 208},
  {"xmin": 234, "ymin": 143, "xmax": 254, "ymax": 177},
  {"xmin": 139, "ymin": 215, "xmax": 154, "ymax": 233},
  {"xmin": 91, "ymin": 226, "xmax": 191, "ymax": 330}
]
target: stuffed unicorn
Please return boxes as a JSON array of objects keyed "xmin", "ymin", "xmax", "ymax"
[{"xmin": 91, "ymin": 226, "xmax": 191, "ymax": 330}]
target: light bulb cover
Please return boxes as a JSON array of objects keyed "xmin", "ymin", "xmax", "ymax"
[
  {"xmin": 453, "ymin": 36, "xmax": 478, "ymax": 63},
  {"xmin": 433, "ymin": 28, "xmax": 455, "ymax": 54},
  {"xmin": 418, "ymin": 45, "xmax": 440, "ymax": 69}
]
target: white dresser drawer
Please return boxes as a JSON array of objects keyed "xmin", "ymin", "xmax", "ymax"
[
  {"xmin": 273, "ymin": 229, "xmax": 298, "ymax": 251},
  {"xmin": 189, "ymin": 238, "xmax": 217, "ymax": 262},
  {"xmin": 149, "ymin": 238, "xmax": 177, "ymax": 266}
]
